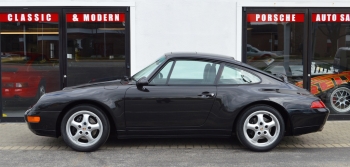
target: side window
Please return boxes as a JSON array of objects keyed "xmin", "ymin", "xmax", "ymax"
[
  {"xmin": 168, "ymin": 60, "xmax": 219, "ymax": 85},
  {"xmin": 149, "ymin": 61, "xmax": 174, "ymax": 85},
  {"xmin": 219, "ymin": 65, "xmax": 260, "ymax": 84}
]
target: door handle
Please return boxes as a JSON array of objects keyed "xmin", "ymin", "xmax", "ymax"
[{"xmin": 198, "ymin": 92, "xmax": 215, "ymax": 98}]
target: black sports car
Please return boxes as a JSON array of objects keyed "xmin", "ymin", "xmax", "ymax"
[{"xmin": 25, "ymin": 53, "xmax": 329, "ymax": 152}]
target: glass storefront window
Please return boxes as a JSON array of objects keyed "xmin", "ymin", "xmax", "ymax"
[
  {"xmin": 1, "ymin": 13, "xmax": 60, "ymax": 117},
  {"xmin": 311, "ymin": 13, "xmax": 350, "ymax": 115},
  {"xmin": 246, "ymin": 11, "xmax": 350, "ymax": 116},
  {"xmin": 246, "ymin": 13, "xmax": 305, "ymax": 86},
  {"xmin": 66, "ymin": 13, "xmax": 126, "ymax": 86}
]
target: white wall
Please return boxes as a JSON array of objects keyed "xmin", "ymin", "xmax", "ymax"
[
  {"xmin": 132, "ymin": 0, "xmax": 237, "ymax": 74},
  {"xmin": 1, "ymin": 0, "xmax": 350, "ymax": 74}
]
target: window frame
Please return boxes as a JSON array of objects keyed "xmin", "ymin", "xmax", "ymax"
[
  {"xmin": 217, "ymin": 63, "xmax": 262, "ymax": 86},
  {"xmin": 148, "ymin": 58, "xmax": 222, "ymax": 86}
]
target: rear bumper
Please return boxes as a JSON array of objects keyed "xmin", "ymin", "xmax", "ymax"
[
  {"xmin": 2, "ymin": 87, "xmax": 38, "ymax": 98},
  {"xmin": 293, "ymin": 125, "xmax": 325, "ymax": 136},
  {"xmin": 289, "ymin": 108, "xmax": 329, "ymax": 136}
]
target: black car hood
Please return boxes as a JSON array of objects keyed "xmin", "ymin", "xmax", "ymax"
[{"xmin": 63, "ymin": 80, "xmax": 124, "ymax": 90}]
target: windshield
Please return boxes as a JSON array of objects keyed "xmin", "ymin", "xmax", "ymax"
[{"xmin": 132, "ymin": 55, "xmax": 167, "ymax": 81}]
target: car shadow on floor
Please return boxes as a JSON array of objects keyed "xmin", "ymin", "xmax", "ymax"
[{"xmin": 102, "ymin": 135, "xmax": 243, "ymax": 149}]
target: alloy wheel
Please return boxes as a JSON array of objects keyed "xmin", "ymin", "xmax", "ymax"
[
  {"xmin": 243, "ymin": 110, "xmax": 280, "ymax": 147},
  {"xmin": 330, "ymin": 87, "xmax": 350, "ymax": 113},
  {"xmin": 65, "ymin": 110, "xmax": 103, "ymax": 147}
]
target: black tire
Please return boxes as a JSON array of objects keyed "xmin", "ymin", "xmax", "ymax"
[
  {"xmin": 61, "ymin": 105, "xmax": 110, "ymax": 152},
  {"xmin": 326, "ymin": 85, "xmax": 350, "ymax": 114},
  {"xmin": 34, "ymin": 81, "xmax": 45, "ymax": 102},
  {"xmin": 236, "ymin": 105, "xmax": 285, "ymax": 152}
]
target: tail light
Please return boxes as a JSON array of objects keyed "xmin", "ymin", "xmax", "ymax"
[{"xmin": 311, "ymin": 100, "xmax": 326, "ymax": 109}]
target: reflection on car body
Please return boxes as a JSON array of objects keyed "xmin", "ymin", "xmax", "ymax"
[{"xmin": 25, "ymin": 52, "xmax": 329, "ymax": 152}]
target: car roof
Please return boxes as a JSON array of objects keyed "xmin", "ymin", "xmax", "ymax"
[
  {"xmin": 164, "ymin": 52, "xmax": 257, "ymax": 68},
  {"xmin": 164, "ymin": 52, "xmax": 236, "ymax": 62}
]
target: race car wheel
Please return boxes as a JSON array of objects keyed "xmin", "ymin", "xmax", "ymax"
[
  {"xmin": 236, "ymin": 105, "xmax": 285, "ymax": 152},
  {"xmin": 61, "ymin": 105, "xmax": 110, "ymax": 152},
  {"xmin": 327, "ymin": 85, "xmax": 350, "ymax": 114}
]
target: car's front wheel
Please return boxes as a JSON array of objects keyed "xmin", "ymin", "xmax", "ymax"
[
  {"xmin": 236, "ymin": 105, "xmax": 285, "ymax": 152},
  {"xmin": 61, "ymin": 105, "xmax": 110, "ymax": 152}
]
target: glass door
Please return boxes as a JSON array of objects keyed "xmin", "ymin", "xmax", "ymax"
[
  {"xmin": 63, "ymin": 8, "xmax": 129, "ymax": 87},
  {"xmin": 244, "ymin": 8, "xmax": 308, "ymax": 89},
  {"xmin": 310, "ymin": 9, "xmax": 350, "ymax": 115},
  {"xmin": 0, "ymin": 10, "xmax": 61, "ymax": 118}
]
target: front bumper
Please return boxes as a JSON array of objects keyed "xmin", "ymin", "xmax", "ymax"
[{"xmin": 24, "ymin": 108, "xmax": 61, "ymax": 138}]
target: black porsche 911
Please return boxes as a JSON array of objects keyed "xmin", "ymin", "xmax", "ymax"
[{"xmin": 25, "ymin": 52, "xmax": 329, "ymax": 152}]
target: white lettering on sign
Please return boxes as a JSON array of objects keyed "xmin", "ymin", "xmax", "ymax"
[
  {"xmin": 82, "ymin": 14, "xmax": 120, "ymax": 22},
  {"xmin": 7, "ymin": 13, "xmax": 52, "ymax": 22},
  {"xmin": 315, "ymin": 14, "xmax": 338, "ymax": 21},
  {"xmin": 255, "ymin": 14, "xmax": 296, "ymax": 22},
  {"xmin": 340, "ymin": 14, "xmax": 350, "ymax": 21}
]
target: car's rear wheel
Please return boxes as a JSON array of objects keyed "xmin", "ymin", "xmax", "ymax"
[
  {"xmin": 61, "ymin": 105, "xmax": 110, "ymax": 152},
  {"xmin": 327, "ymin": 85, "xmax": 350, "ymax": 114},
  {"xmin": 236, "ymin": 105, "xmax": 284, "ymax": 152}
]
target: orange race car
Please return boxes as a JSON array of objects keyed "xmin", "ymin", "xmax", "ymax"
[{"xmin": 264, "ymin": 59, "xmax": 350, "ymax": 114}]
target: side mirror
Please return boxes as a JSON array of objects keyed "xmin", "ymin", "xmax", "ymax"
[{"xmin": 136, "ymin": 77, "xmax": 149, "ymax": 88}]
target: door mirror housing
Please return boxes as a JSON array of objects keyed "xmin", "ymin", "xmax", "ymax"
[{"xmin": 136, "ymin": 77, "xmax": 149, "ymax": 88}]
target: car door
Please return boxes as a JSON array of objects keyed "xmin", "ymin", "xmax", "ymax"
[{"xmin": 124, "ymin": 59, "xmax": 219, "ymax": 128}]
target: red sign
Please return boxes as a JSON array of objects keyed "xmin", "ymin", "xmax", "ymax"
[
  {"xmin": 247, "ymin": 14, "xmax": 304, "ymax": 22},
  {"xmin": 66, "ymin": 13, "xmax": 125, "ymax": 22},
  {"xmin": 0, "ymin": 13, "xmax": 58, "ymax": 22},
  {"xmin": 312, "ymin": 14, "xmax": 350, "ymax": 22}
]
